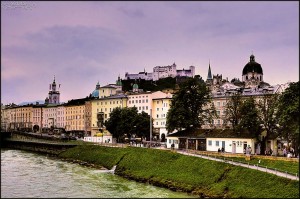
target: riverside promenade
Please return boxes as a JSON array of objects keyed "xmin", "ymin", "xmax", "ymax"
[
  {"xmin": 94, "ymin": 142, "xmax": 299, "ymax": 181},
  {"xmin": 177, "ymin": 150, "xmax": 299, "ymax": 181}
]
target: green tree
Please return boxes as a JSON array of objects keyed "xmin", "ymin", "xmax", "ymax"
[
  {"xmin": 166, "ymin": 76, "xmax": 213, "ymax": 132},
  {"xmin": 256, "ymin": 93, "xmax": 279, "ymax": 154},
  {"xmin": 276, "ymin": 81, "xmax": 299, "ymax": 156},
  {"xmin": 105, "ymin": 107, "xmax": 151, "ymax": 142},
  {"xmin": 223, "ymin": 92, "xmax": 243, "ymax": 131},
  {"xmin": 104, "ymin": 107, "xmax": 123, "ymax": 142},
  {"xmin": 239, "ymin": 96, "xmax": 261, "ymax": 137},
  {"xmin": 134, "ymin": 111, "xmax": 151, "ymax": 139}
]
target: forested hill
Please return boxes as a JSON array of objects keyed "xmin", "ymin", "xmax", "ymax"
[{"xmin": 121, "ymin": 76, "xmax": 204, "ymax": 92}]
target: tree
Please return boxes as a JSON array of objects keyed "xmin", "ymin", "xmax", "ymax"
[
  {"xmin": 105, "ymin": 107, "xmax": 151, "ymax": 142},
  {"xmin": 239, "ymin": 96, "xmax": 261, "ymax": 137},
  {"xmin": 256, "ymin": 93, "xmax": 279, "ymax": 154},
  {"xmin": 223, "ymin": 92, "xmax": 243, "ymax": 131},
  {"xmin": 166, "ymin": 76, "xmax": 213, "ymax": 132},
  {"xmin": 276, "ymin": 81, "xmax": 299, "ymax": 156},
  {"xmin": 134, "ymin": 111, "xmax": 151, "ymax": 139},
  {"xmin": 104, "ymin": 107, "xmax": 123, "ymax": 142}
]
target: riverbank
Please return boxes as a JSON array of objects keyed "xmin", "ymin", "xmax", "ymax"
[{"xmin": 58, "ymin": 145, "xmax": 299, "ymax": 198}]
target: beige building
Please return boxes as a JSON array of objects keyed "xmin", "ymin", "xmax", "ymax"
[
  {"xmin": 64, "ymin": 98, "xmax": 87, "ymax": 134},
  {"xmin": 91, "ymin": 94, "xmax": 128, "ymax": 136},
  {"xmin": 32, "ymin": 104, "xmax": 44, "ymax": 131},
  {"xmin": 84, "ymin": 100, "xmax": 92, "ymax": 136},
  {"xmin": 152, "ymin": 93, "xmax": 173, "ymax": 140},
  {"xmin": 56, "ymin": 105, "xmax": 66, "ymax": 129}
]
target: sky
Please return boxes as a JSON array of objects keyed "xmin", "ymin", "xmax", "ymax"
[{"xmin": 1, "ymin": 1, "xmax": 299, "ymax": 105}]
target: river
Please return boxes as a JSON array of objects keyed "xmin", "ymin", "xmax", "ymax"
[{"xmin": 1, "ymin": 149, "xmax": 196, "ymax": 198}]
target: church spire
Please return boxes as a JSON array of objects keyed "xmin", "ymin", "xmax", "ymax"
[{"xmin": 207, "ymin": 61, "xmax": 212, "ymax": 80}]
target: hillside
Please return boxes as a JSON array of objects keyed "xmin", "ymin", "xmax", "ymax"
[{"xmin": 59, "ymin": 145, "xmax": 299, "ymax": 198}]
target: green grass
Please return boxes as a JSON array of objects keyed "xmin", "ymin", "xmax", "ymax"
[
  {"xmin": 59, "ymin": 145, "xmax": 299, "ymax": 198},
  {"xmin": 221, "ymin": 156, "xmax": 299, "ymax": 175}
]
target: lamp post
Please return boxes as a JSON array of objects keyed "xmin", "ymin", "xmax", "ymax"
[{"xmin": 150, "ymin": 108, "xmax": 152, "ymax": 148}]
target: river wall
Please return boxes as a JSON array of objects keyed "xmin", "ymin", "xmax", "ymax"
[{"xmin": 1, "ymin": 131, "xmax": 77, "ymax": 155}]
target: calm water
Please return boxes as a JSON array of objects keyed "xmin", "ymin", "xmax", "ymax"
[{"xmin": 1, "ymin": 149, "xmax": 196, "ymax": 198}]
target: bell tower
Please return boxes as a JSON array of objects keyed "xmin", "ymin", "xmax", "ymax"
[{"xmin": 48, "ymin": 76, "xmax": 60, "ymax": 104}]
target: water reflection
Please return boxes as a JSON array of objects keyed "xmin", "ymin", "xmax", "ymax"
[{"xmin": 1, "ymin": 149, "xmax": 196, "ymax": 198}]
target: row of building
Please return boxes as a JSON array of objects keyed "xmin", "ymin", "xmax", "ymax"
[{"xmin": 1, "ymin": 54, "xmax": 291, "ymax": 153}]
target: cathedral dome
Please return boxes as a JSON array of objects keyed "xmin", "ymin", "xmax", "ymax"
[
  {"xmin": 242, "ymin": 54, "xmax": 263, "ymax": 75},
  {"xmin": 91, "ymin": 82, "xmax": 100, "ymax": 98}
]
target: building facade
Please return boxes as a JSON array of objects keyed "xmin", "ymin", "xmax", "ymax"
[{"xmin": 125, "ymin": 63, "xmax": 195, "ymax": 81}]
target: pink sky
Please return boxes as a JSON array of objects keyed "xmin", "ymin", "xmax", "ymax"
[{"xmin": 1, "ymin": 1, "xmax": 299, "ymax": 105}]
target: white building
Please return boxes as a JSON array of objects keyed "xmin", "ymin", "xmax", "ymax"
[
  {"xmin": 152, "ymin": 93, "xmax": 173, "ymax": 140},
  {"xmin": 125, "ymin": 63, "xmax": 195, "ymax": 81},
  {"xmin": 42, "ymin": 105, "xmax": 58, "ymax": 129}
]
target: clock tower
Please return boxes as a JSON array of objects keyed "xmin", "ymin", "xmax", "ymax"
[{"xmin": 48, "ymin": 76, "xmax": 60, "ymax": 104}]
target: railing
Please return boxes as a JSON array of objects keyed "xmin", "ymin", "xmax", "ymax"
[{"xmin": 182, "ymin": 149, "xmax": 299, "ymax": 179}]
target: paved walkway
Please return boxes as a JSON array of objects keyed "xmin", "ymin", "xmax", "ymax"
[{"xmin": 177, "ymin": 150, "xmax": 299, "ymax": 181}]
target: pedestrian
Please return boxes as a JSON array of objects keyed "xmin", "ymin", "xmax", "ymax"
[
  {"xmin": 218, "ymin": 148, "xmax": 221, "ymax": 153},
  {"xmin": 283, "ymin": 148, "xmax": 287, "ymax": 157},
  {"xmin": 221, "ymin": 147, "xmax": 224, "ymax": 153}
]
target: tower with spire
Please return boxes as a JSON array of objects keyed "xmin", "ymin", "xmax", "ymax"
[
  {"xmin": 206, "ymin": 61, "xmax": 213, "ymax": 85},
  {"xmin": 47, "ymin": 76, "xmax": 60, "ymax": 104}
]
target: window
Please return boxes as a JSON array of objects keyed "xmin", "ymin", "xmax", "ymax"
[
  {"xmin": 157, "ymin": 108, "xmax": 159, "ymax": 111},
  {"xmin": 157, "ymin": 114, "xmax": 159, "ymax": 118},
  {"xmin": 157, "ymin": 101, "xmax": 159, "ymax": 104},
  {"xmin": 208, "ymin": 140, "xmax": 212, "ymax": 146},
  {"xmin": 216, "ymin": 141, "xmax": 219, "ymax": 146}
]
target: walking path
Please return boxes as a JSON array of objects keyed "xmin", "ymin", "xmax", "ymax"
[{"xmin": 177, "ymin": 150, "xmax": 299, "ymax": 181}]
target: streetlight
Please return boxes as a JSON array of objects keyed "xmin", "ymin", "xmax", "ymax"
[{"xmin": 150, "ymin": 108, "xmax": 152, "ymax": 148}]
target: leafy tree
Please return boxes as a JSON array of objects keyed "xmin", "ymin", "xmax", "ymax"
[
  {"xmin": 276, "ymin": 81, "xmax": 299, "ymax": 156},
  {"xmin": 239, "ymin": 96, "xmax": 261, "ymax": 137},
  {"xmin": 223, "ymin": 92, "xmax": 243, "ymax": 131},
  {"xmin": 256, "ymin": 93, "xmax": 279, "ymax": 154},
  {"xmin": 105, "ymin": 107, "xmax": 151, "ymax": 142},
  {"xmin": 134, "ymin": 111, "xmax": 151, "ymax": 139},
  {"xmin": 166, "ymin": 76, "xmax": 213, "ymax": 132},
  {"xmin": 104, "ymin": 107, "xmax": 122, "ymax": 141}
]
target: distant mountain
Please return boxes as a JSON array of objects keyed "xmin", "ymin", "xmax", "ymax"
[{"xmin": 18, "ymin": 100, "xmax": 45, "ymax": 106}]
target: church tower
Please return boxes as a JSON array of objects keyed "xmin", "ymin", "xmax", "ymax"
[
  {"xmin": 242, "ymin": 54, "xmax": 263, "ymax": 88},
  {"xmin": 48, "ymin": 76, "xmax": 60, "ymax": 104}
]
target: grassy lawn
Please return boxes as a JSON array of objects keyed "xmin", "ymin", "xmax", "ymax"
[
  {"xmin": 59, "ymin": 145, "xmax": 299, "ymax": 198},
  {"xmin": 219, "ymin": 156, "xmax": 299, "ymax": 175}
]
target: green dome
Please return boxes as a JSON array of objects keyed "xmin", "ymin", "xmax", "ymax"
[{"xmin": 133, "ymin": 83, "xmax": 139, "ymax": 89}]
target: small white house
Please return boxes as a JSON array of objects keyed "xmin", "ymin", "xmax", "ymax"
[
  {"xmin": 166, "ymin": 136, "xmax": 180, "ymax": 149},
  {"xmin": 83, "ymin": 129, "xmax": 113, "ymax": 143},
  {"xmin": 166, "ymin": 128, "xmax": 258, "ymax": 154},
  {"xmin": 206, "ymin": 137, "xmax": 256, "ymax": 154},
  {"xmin": 83, "ymin": 135, "xmax": 113, "ymax": 143}
]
